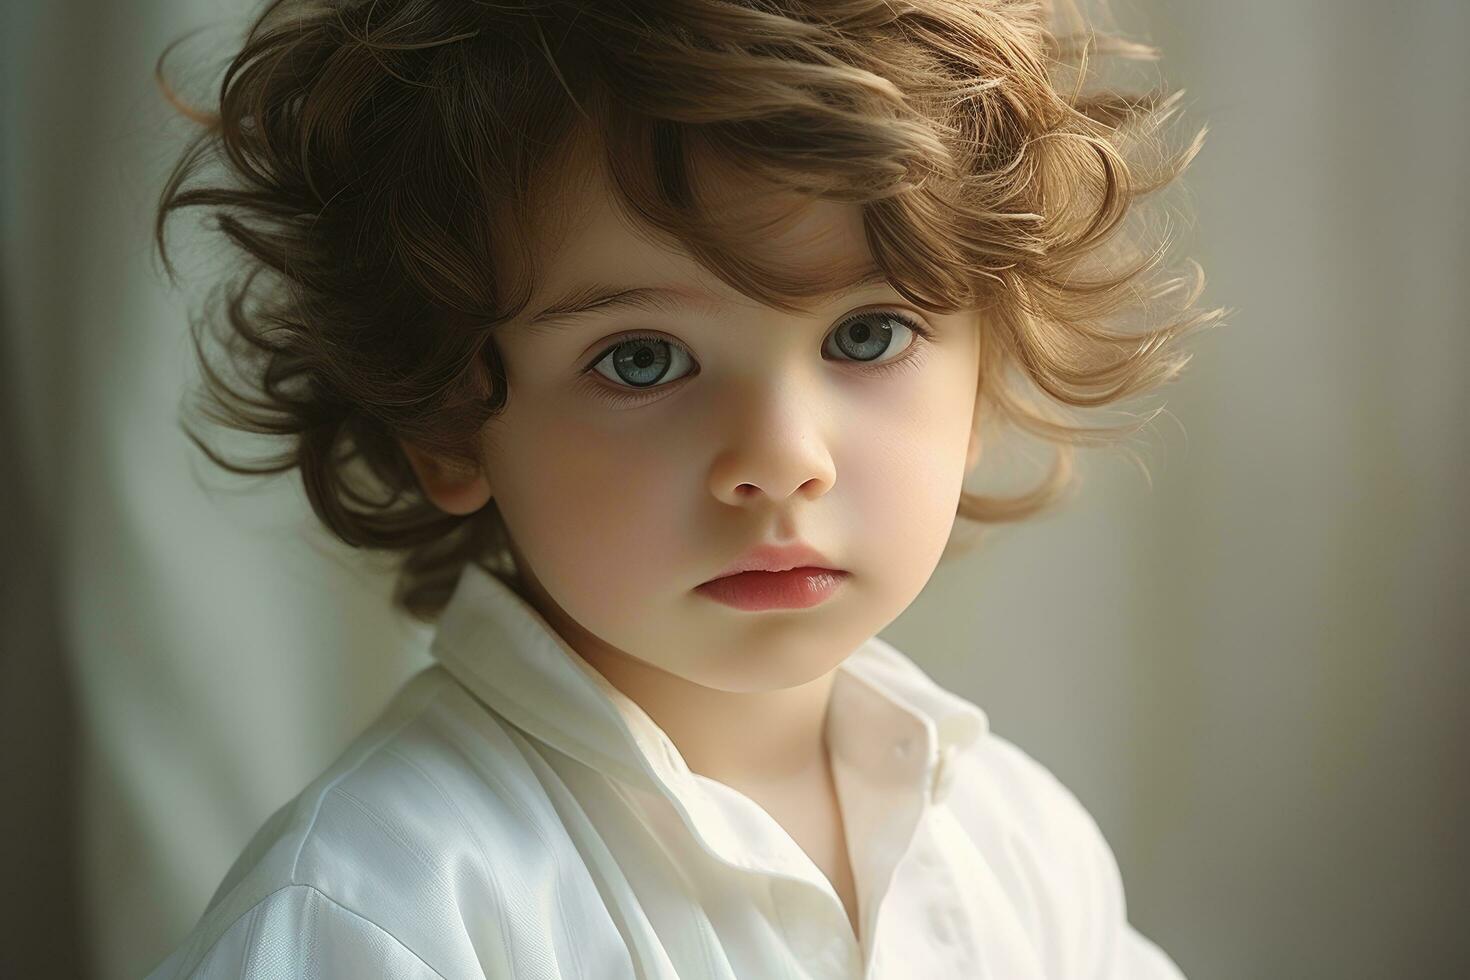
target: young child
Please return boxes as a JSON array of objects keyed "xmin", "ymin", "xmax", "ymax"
[{"xmin": 148, "ymin": 0, "xmax": 1221, "ymax": 976}]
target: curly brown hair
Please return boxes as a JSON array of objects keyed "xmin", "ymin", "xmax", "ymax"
[{"xmin": 153, "ymin": 0, "xmax": 1225, "ymax": 623}]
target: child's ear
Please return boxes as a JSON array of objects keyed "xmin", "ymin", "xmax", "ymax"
[{"xmin": 397, "ymin": 438, "xmax": 493, "ymax": 516}]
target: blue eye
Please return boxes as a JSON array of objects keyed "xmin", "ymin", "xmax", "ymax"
[
  {"xmin": 826, "ymin": 310, "xmax": 927, "ymax": 364},
  {"xmin": 589, "ymin": 332, "xmax": 697, "ymax": 390},
  {"xmin": 582, "ymin": 309, "xmax": 934, "ymax": 402}
]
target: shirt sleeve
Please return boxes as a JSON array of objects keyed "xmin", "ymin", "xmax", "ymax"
[
  {"xmin": 1111, "ymin": 922, "xmax": 1189, "ymax": 980},
  {"xmin": 148, "ymin": 884, "xmax": 447, "ymax": 980},
  {"xmin": 981, "ymin": 735, "xmax": 1188, "ymax": 980},
  {"xmin": 1067, "ymin": 793, "xmax": 1187, "ymax": 980}
]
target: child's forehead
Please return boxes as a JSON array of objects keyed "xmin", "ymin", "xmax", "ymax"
[{"xmin": 510, "ymin": 134, "xmax": 883, "ymax": 320}]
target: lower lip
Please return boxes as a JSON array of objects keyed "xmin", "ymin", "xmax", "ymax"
[{"xmin": 694, "ymin": 567, "xmax": 849, "ymax": 611}]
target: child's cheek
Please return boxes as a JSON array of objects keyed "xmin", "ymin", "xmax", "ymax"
[
  {"xmin": 830, "ymin": 370, "xmax": 974, "ymax": 607},
  {"xmin": 487, "ymin": 392, "xmax": 694, "ymax": 619}
]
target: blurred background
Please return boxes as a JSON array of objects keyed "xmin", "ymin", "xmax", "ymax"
[{"xmin": 3, "ymin": 0, "xmax": 1466, "ymax": 978}]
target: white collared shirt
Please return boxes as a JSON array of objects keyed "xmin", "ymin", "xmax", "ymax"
[{"xmin": 146, "ymin": 563, "xmax": 1186, "ymax": 979}]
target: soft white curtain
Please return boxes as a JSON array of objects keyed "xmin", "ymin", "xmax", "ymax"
[
  {"xmin": 3, "ymin": 1, "xmax": 1466, "ymax": 978},
  {"xmin": 1, "ymin": 4, "xmax": 433, "ymax": 978}
]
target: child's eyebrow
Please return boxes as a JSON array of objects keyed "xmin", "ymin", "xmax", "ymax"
[{"xmin": 518, "ymin": 269, "xmax": 891, "ymax": 336}]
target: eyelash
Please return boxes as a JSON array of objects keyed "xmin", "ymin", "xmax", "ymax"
[{"xmin": 576, "ymin": 310, "xmax": 936, "ymax": 408}]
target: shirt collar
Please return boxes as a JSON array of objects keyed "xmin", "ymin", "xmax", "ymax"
[{"xmin": 428, "ymin": 562, "xmax": 988, "ymax": 797}]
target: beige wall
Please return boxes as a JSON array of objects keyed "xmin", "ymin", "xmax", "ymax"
[{"xmin": 3, "ymin": 1, "xmax": 1466, "ymax": 977}]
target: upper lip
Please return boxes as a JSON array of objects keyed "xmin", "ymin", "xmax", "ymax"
[{"xmin": 701, "ymin": 542, "xmax": 843, "ymax": 582}]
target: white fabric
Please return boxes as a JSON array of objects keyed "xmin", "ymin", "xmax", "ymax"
[{"xmin": 145, "ymin": 562, "xmax": 1185, "ymax": 980}]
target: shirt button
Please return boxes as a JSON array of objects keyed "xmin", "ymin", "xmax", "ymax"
[
  {"xmin": 931, "ymin": 906, "xmax": 954, "ymax": 945},
  {"xmin": 930, "ymin": 744, "xmax": 957, "ymax": 804}
]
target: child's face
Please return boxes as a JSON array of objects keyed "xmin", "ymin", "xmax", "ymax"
[{"xmin": 408, "ymin": 145, "xmax": 983, "ymax": 694}]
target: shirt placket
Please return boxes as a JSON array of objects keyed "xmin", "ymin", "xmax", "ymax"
[{"xmin": 825, "ymin": 675, "xmax": 943, "ymax": 979}]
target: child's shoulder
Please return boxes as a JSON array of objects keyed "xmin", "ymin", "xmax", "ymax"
[
  {"xmin": 963, "ymin": 727, "xmax": 1106, "ymax": 835},
  {"xmin": 856, "ymin": 637, "xmax": 1141, "ymax": 959},
  {"xmin": 148, "ymin": 665, "xmax": 579, "ymax": 979},
  {"xmin": 950, "ymin": 722, "xmax": 1155, "ymax": 975}
]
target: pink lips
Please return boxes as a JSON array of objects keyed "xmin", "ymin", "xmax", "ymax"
[
  {"xmin": 694, "ymin": 542, "xmax": 848, "ymax": 611},
  {"xmin": 695, "ymin": 567, "xmax": 849, "ymax": 611}
]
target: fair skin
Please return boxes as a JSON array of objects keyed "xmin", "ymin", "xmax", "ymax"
[{"xmin": 400, "ymin": 132, "xmax": 984, "ymax": 939}]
